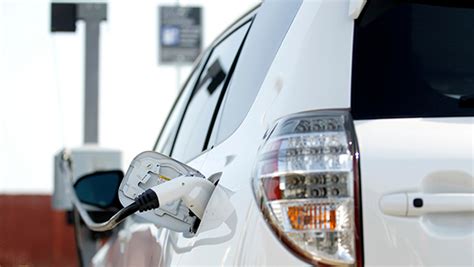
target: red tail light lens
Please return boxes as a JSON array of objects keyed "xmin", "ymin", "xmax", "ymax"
[{"xmin": 252, "ymin": 110, "xmax": 362, "ymax": 266}]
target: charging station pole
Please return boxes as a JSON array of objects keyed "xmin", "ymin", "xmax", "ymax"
[
  {"xmin": 51, "ymin": 3, "xmax": 116, "ymax": 266},
  {"xmin": 51, "ymin": 2, "xmax": 106, "ymax": 144},
  {"xmin": 78, "ymin": 4, "xmax": 106, "ymax": 144}
]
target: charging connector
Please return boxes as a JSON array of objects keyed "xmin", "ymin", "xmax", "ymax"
[
  {"xmin": 73, "ymin": 175, "xmax": 214, "ymax": 232},
  {"xmin": 125, "ymin": 175, "xmax": 214, "ymax": 225},
  {"xmin": 149, "ymin": 175, "xmax": 214, "ymax": 219}
]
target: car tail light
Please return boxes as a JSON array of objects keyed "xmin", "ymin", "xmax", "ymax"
[{"xmin": 252, "ymin": 110, "xmax": 362, "ymax": 266}]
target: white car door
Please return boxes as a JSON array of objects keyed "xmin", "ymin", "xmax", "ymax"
[
  {"xmin": 356, "ymin": 118, "xmax": 473, "ymax": 266},
  {"xmin": 352, "ymin": 1, "xmax": 474, "ymax": 265}
]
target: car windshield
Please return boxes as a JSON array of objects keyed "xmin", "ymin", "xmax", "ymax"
[{"xmin": 351, "ymin": 0, "xmax": 474, "ymax": 119}]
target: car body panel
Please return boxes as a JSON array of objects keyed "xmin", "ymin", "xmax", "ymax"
[
  {"xmin": 91, "ymin": 222, "xmax": 163, "ymax": 267},
  {"xmin": 355, "ymin": 118, "xmax": 474, "ymax": 266}
]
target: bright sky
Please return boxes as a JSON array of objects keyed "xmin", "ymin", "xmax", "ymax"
[{"xmin": 0, "ymin": 0, "xmax": 260, "ymax": 193}]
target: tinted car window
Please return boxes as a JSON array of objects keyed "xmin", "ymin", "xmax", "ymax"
[
  {"xmin": 171, "ymin": 22, "xmax": 251, "ymax": 162},
  {"xmin": 153, "ymin": 56, "xmax": 206, "ymax": 156},
  {"xmin": 352, "ymin": 1, "xmax": 474, "ymax": 119},
  {"xmin": 210, "ymin": 0, "xmax": 303, "ymax": 145}
]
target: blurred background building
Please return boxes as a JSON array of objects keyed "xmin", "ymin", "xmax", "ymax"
[{"xmin": 0, "ymin": 0, "xmax": 259, "ymax": 265}]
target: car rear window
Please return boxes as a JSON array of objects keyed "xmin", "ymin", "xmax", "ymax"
[{"xmin": 351, "ymin": 0, "xmax": 474, "ymax": 120}]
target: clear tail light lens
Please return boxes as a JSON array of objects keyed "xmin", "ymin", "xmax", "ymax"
[{"xmin": 252, "ymin": 110, "xmax": 362, "ymax": 266}]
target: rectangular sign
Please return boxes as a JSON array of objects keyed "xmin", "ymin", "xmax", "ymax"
[{"xmin": 159, "ymin": 6, "xmax": 202, "ymax": 64}]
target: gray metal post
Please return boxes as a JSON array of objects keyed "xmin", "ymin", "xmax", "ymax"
[
  {"xmin": 75, "ymin": 4, "xmax": 107, "ymax": 265},
  {"xmin": 78, "ymin": 4, "xmax": 107, "ymax": 144}
]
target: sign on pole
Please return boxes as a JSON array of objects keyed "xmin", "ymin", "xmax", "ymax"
[{"xmin": 159, "ymin": 6, "xmax": 202, "ymax": 64}]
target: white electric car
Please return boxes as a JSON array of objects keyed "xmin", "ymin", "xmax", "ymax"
[{"xmin": 84, "ymin": 0, "xmax": 474, "ymax": 266}]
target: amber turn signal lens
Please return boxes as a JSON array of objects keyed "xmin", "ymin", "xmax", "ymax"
[{"xmin": 287, "ymin": 205, "xmax": 337, "ymax": 230}]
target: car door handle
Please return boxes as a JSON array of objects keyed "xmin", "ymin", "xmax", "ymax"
[{"xmin": 380, "ymin": 192, "xmax": 474, "ymax": 217}]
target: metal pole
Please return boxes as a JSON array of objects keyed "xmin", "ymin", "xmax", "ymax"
[
  {"xmin": 177, "ymin": 62, "xmax": 181, "ymax": 91},
  {"xmin": 175, "ymin": 0, "xmax": 181, "ymax": 91},
  {"xmin": 78, "ymin": 4, "xmax": 107, "ymax": 144}
]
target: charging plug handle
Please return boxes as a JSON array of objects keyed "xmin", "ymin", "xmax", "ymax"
[{"xmin": 135, "ymin": 189, "xmax": 160, "ymax": 212}]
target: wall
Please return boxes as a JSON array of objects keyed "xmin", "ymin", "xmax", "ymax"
[{"xmin": 0, "ymin": 195, "xmax": 78, "ymax": 266}]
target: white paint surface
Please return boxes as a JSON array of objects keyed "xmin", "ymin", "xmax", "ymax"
[{"xmin": 0, "ymin": 0, "xmax": 259, "ymax": 193}]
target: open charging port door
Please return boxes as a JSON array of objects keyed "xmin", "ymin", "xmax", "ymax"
[{"xmin": 118, "ymin": 151, "xmax": 206, "ymax": 234}]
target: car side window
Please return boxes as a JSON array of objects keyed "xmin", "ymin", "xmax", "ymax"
[
  {"xmin": 153, "ymin": 56, "xmax": 206, "ymax": 156},
  {"xmin": 171, "ymin": 21, "xmax": 251, "ymax": 163},
  {"xmin": 209, "ymin": 1, "xmax": 302, "ymax": 146}
]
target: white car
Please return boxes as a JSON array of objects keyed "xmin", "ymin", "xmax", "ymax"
[{"xmin": 84, "ymin": 0, "xmax": 474, "ymax": 266}]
